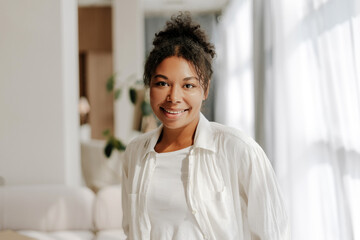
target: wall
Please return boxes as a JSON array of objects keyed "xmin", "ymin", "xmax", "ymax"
[
  {"xmin": 0, "ymin": 0, "xmax": 81, "ymax": 186},
  {"xmin": 112, "ymin": 0, "xmax": 145, "ymax": 143}
]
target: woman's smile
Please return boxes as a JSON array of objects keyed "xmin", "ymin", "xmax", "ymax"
[{"xmin": 161, "ymin": 107, "xmax": 188, "ymax": 114}]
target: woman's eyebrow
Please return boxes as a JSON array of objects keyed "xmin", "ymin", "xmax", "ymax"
[
  {"xmin": 153, "ymin": 74, "xmax": 168, "ymax": 79},
  {"xmin": 183, "ymin": 76, "xmax": 199, "ymax": 81},
  {"xmin": 153, "ymin": 75, "xmax": 198, "ymax": 81}
]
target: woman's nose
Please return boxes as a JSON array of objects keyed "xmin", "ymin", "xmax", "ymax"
[{"xmin": 167, "ymin": 86, "xmax": 182, "ymax": 103}]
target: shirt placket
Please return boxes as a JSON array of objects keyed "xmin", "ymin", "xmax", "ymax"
[
  {"xmin": 138, "ymin": 152, "xmax": 157, "ymax": 238},
  {"xmin": 187, "ymin": 148, "xmax": 210, "ymax": 240}
]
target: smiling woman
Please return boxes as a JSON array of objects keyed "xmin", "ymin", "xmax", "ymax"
[
  {"xmin": 150, "ymin": 56, "xmax": 207, "ymax": 152},
  {"xmin": 121, "ymin": 12, "xmax": 290, "ymax": 240}
]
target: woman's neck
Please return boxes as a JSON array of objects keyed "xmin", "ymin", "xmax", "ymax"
[{"xmin": 155, "ymin": 120, "xmax": 199, "ymax": 153}]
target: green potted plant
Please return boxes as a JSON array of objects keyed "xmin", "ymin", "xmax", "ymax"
[{"xmin": 103, "ymin": 73, "xmax": 153, "ymax": 158}]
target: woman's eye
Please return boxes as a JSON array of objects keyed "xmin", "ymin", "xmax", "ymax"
[
  {"xmin": 184, "ymin": 84, "xmax": 194, "ymax": 89},
  {"xmin": 155, "ymin": 82, "xmax": 168, "ymax": 87}
]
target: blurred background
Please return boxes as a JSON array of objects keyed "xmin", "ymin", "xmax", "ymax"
[{"xmin": 0, "ymin": 0, "xmax": 359, "ymax": 239}]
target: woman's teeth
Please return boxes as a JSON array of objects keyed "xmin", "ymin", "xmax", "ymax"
[{"xmin": 162, "ymin": 108, "xmax": 186, "ymax": 114}]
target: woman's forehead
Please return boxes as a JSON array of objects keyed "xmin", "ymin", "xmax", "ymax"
[{"xmin": 153, "ymin": 56, "xmax": 198, "ymax": 77}]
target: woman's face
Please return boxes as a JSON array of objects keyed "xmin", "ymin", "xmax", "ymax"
[{"xmin": 150, "ymin": 56, "xmax": 208, "ymax": 131}]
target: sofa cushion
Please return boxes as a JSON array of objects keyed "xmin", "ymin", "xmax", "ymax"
[
  {"xmin": 0, "ymin": 185, "xmax": 95, "ymax": 231},
  {"xmin": 18, "ymin": 230, "xmax": 94, "ymax": 240},
  {"xmin": 95, "ymin": 230, "xmax": 126, "ymax": 240},
  {"xmin": 81, "ymin": 140, "xmax": 123, "ymax": 192},
  {"xmin": 0, "ymin": 230, "xmax": 36, "ymax": 240},
  {"xmin": 94, "ymin": 185, "xmax": 123, "ymax": 230}
]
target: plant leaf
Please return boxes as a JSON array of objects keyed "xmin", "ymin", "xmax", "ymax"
[
  {"xmin": 129, "ymin": 88, "xmax": 137, "ymax": 104},
  {"xmin": 113, "ymin": 138, "xmax": 126, "ymax": 151},
  {"xmin": 102, "ymin": 129, "xmax": 110, "ymax": 137},
  {"xmin": 106, "ymin": 74, "xmax": 115, "ymax": 92},
  {"xmin": 114, "ymin": 88, "xmax": 122, "ymax": 100},
  {"xmin": 104, "ymin": 141, "xmax": 114, "ymax": 158},
  {"xmin": 141, "ymin": 100, "xmax": 152, "ymax": 116}
]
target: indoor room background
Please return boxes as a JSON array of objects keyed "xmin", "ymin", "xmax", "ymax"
[{"xmin": 0, "ymin": 0, "xmax": 359, "ymax": 240}]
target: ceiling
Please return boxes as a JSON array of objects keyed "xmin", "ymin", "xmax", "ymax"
[{"xmin": 78, "ymin": 0, "xmax": 228, "ymax": 15}]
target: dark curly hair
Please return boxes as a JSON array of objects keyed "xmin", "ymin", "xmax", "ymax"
[{"xmin": 144, "ymin": 12, "xmax": 216, "ymax": 93}]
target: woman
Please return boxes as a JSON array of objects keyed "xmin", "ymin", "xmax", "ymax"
[{"xmin": 122, "ymin": 12, "xmax": 290, "ymax": 240}]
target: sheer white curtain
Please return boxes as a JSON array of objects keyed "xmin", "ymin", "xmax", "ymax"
[
  {"xmin": 264, "ymin": 0, "xmax": 360, "ymax": 239},
  {"xmin": 216, "ymin": 0, "xmax": 360, "ymax": 239},
  {"xmin": 214, "ymin": 0, "xmax": 255, "ymax": 137}
]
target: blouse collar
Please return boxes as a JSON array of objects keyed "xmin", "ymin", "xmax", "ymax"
[{"xmin": 142, "ymin": 113, "xmax": 217, "ymax": 155}]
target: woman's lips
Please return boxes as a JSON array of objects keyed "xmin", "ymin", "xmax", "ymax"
[{"xmin": 160, "ymin": 107, "xmax": 188, "ymax": 115}]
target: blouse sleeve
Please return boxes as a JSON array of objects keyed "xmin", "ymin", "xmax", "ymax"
[{"xmin": 241, "ymin": 144, "xmax": 290, "ymax": 240}]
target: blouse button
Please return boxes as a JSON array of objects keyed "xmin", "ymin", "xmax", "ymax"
[{"xmin": 192, "ymin": 209, "xmax": 197, "ymax": 215}]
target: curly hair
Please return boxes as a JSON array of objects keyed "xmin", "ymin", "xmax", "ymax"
[{"xmin": 144, "ymin": 12, "xmax": 216, "ymax": 93}]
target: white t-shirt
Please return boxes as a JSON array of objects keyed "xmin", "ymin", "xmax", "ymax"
[{"xmin": 147, "ymin": 146, "xmax": 203, "ymax": 240}]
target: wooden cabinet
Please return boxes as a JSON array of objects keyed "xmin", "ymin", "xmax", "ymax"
[
  {"xmin": 78, "ymin": 7, "xmax": 112, "ymax": 52},
  {"xmin": 86, "ymin": 51, "xmax": 114, "ymax": 139},
  {"xmin": 78, "ymin": 7, "xmax": 113, "ymax": 140}
]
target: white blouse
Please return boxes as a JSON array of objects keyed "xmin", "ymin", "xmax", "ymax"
[
  {"xmin": 122, "ymin": 113, "xmax": 290, "ymax": 240},
  {"xmin": 147, "ymin": 147, "xmax": 203, "ymax": 239}
]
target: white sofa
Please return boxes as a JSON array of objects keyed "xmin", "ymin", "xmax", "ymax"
[{"xmin": 0, "ymin": 185, "xmax": 126, "ymax": 240}]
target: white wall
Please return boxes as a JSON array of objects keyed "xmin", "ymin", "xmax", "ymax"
[
  {"xmin": 0, "ymin": 0, "xmax": 81, "ymax": 186},
  {"xmin": 112, "ymin": 0, "xmax": 145, "ymax": 142}
]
